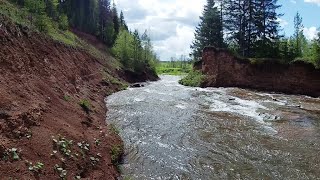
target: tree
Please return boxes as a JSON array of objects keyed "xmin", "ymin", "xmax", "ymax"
[
  {"xmin": 98, "ymin": 0, "xmax": 113, "ymax": 45},
  {"xmin": 253, "ymin": 0, "xmax": 282, "ymax": 58},
  {"xmin": 306, "ymin": 31, "xmax": 320, "ymax": 66},
  {"xmin": 223, "ymin": 0, "xmax": 281, "ymax": 57},
  {"xmin": 112, "ymin": 1, "xmax": 120, "ymax": 42},
  {"xmin": 294, "ymin": 12, "xmax": 304, "ymax": 57},
  {"xmin": 58, "ymin": 14, "xmax": 69, "ymax": 30},
  {"xmin": 141, "ymin": 30, "xmax": 152, "ymax": 63},
  {"xmin": 45, "ymin": 0, "xmax": 58, "ymax": 19},
  {"xmin": 132, "ymin": 30, "xmax": 144, "ymax": 71},
  {"xmin": 24, "ymin": 0, "xmax": 50, "ymax": 32},
  {"xmin": 119, "ymin": 11, "xmax": 128, "ymax": 30},
  {"xmin": 112, "ymin": 29, "xmax": 134, "ymax": 68},
  {"xmin": 190, "ymin": 0, "xmax": 224, "ymax": 59}
]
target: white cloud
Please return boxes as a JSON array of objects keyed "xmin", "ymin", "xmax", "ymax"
[
  {"xmin": 277, "ymin": 18, "xmax": 289, "ymax": 28},
  {"xmin": 303, "ymin": 26, "xmax": 319, "ymax": 40},
  {"xmin": 304, "ymin": 0, "xmax": 320, "ymax": 6},
  {"xmin": 290, "ymin": 0, "xmax": 297, "ymax": 4},
  {"xmin": 114, "ymin": 0, "xmax": 206, "ymax": 60}
]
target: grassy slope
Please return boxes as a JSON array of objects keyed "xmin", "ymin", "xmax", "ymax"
[{"xmin": 0, "ymin": 0, "xmax": 121, "ymax": 70}]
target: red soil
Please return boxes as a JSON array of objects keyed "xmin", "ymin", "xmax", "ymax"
[
  {"xmin": 0, "ymin": 15, "xmax": 127, "ymax": 179},
  {"xmin": 201, "ymin": 47, "xmax": 320, "ymax": 97}
]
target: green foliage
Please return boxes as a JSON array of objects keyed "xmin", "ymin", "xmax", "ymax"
[
  {"xmin": 191, "ymin": 0, "xmax": 224, "ymax": 58},
  {"xmin": 112, "ymin": 29, "xmax": 159, "ymax": 74},
  {"xmin": 0, "ymin": 0, "xmax": 30, "ymax": 26},
  {"xmin": 63, "ymin": 95, "xmax": 71, "ymax": 101},
  {"xmin": 24, "ymin": 0, "xmax": 45, "ymax": 14},
  {"xmin": 52, "ymin": 135, "xmax": 73, "ymax": 158},
  {"xmin": 34, "ymin": 14, "xmax": 51, "ymax": 32},
  {"xmin": 110, "ymin": 145, "xmax": 122, "ymax": 164},
  {"xmin": 109, "ymin": 123, "xmax": 120, "ymax": 135},
  {"xmin": 58, "ymin": 14, "xmax": 69, "ymax": 30},
  {"xmin": 112, "ymin": 29, "xmax": 134, "ymax": 67},
  {"xmin": 79, "ymin": 99, "xmax": 91, "ymax": 113},
  {"xmin": 2, "ymin": 147, "xmax": 20, "ymax": 161},
  {"xmin": 179, "ymin": 70, "xmax": 204, "ymax": 87},
  {"xmin": 27, "ymin": 161, "xmax": 44, "ymax": 173}
]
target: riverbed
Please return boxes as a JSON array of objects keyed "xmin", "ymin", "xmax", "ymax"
[{"xmin": 106, "ymin": 75, "xmax": 320, "ymax": 180}]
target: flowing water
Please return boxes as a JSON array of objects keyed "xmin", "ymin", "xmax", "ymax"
[{"xmin": 105, "ymin": 75, "xmax": 320, "ymax": 180}]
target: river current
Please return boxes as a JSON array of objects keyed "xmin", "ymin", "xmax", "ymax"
[{"xmin": 106, "ymin": 75, "xmax": 320, "ymax": 180}]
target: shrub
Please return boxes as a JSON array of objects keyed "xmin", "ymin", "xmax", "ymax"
[
  {"xmin": 179, "ymin": 70, "xmax": 204, "ymax": 87},
  {"xmin": 79, "ymin": 99, "xmax": 90, "ymax": 114},
  {"xmin": 58, "ymin": 14, "xmax": 69, "ymax": 31}
]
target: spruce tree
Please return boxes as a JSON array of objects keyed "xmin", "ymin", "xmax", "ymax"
[
  {"xmin": 294, "ymin": 12, "xmax": 304, "ymax": 57},
  {"xmin": 253, "ymin": 0, "xmax": 282, "ymax": 58},
  {"xmin": 119, "ymin": 11, "xmax": 128, "ymax": 30},
  {"xmin": 112, "ymin": 1, "xmax": 120, "ymax": 41},
  {"xmin": 223, "ymin": 0, "xmax": 281, "ymax": 57},
  {"xmin": 190, "ymin": 0, "xmax": 224, "ymax": 59}
]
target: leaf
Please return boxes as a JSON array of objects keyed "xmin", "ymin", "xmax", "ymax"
[{"xmin": 12, "ymin": 151, "xmax": 20, "ymax": 160}]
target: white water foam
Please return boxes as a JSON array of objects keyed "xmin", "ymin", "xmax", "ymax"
[{"xmin": 209, "ymin": 97, "xmax": 267, "ymax": 123}]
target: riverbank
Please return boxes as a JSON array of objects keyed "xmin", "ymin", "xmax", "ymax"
[
  {"xmin": 0, "ymin": 14, "xmax": 157, "ymax": 179},
  {"xmin": 199, "ymin": 47, "xmax": 320, "ymax": 97}
]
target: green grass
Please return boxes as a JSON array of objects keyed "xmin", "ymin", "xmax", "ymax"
[
  {"xmin": 110, "ymin": 145, "xmax": 122, "ymax": 165},
  {"xmin": 156, "ymin": 62, "xmax": 192, "ymax": 75},
  {"xmin": 179, "ymin": 70, "xmax": 205, "ymax": 87}
]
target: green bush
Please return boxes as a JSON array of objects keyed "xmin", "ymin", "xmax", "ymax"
[
  {"xmin": 79, "ymin": 99, "xmax": 90, "ymax": 114},
  {"xmin": 58, "ymin": 14, "xmax": 69, "ymax": 31},
  {"xmin": 179, "ymin": 70, "xmax": 204, "ymax": 87}
]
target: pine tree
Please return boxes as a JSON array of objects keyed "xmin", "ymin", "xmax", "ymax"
[{"xmin": 190, "ymin": 0, "xmax": 224, "ymax": 59}]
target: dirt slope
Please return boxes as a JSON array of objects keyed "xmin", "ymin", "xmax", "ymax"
[
  {"xmin": 0, "ymin": 15, "xmax": 128, "ymax": 179},
  {"xmin": 201, "ymin": 47, "xmax": 320, "ymax": 97}
]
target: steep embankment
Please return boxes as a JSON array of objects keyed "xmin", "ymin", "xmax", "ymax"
[
  {"xmin": 72, "ymin": 29, "xmax": 159, "ymax": 84},
  {"xmin": 200, "ymin": 47, "xmax": 320, "ymax": 97},
  {"xmin": 0, "ymin": 15, "xmax": 130, "ymax": 179}
]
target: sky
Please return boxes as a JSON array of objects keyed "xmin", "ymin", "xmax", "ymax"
[{"xmin": 114, "ymin": 0, "xmax": 320, "ymax": 61}]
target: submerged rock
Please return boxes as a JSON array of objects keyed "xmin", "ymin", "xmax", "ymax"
[{"xmin": 130, "ymin": 83, "xmax": 145, "ymax": 88}]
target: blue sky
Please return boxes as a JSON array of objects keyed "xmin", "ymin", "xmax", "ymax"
[
  {"xmin": 115, "ymin": 0, "xmax": 320, "ymax": 60},
  {"xmin": 279, "ymin": 0, "xmax": 320, "ymax": 39}
]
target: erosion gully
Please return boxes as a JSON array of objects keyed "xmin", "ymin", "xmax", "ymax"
[{"xmin": 105, "ymin": 75, "xmax": 320, "ymax": 180}]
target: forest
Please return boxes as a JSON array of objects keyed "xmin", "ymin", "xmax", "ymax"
[
  {"xmin": 191, "ymin": 0, "xmax": 320, "ymax": 67},
  {"xmin": 6, "ymin": 0, "xmax": 159, "ymax": 73}
]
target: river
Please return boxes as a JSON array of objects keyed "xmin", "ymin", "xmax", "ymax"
[{"xmin": 105, "ymin": 75, "xmax": 320, "ymax": 180}]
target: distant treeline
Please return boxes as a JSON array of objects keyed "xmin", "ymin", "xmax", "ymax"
[
  {"xmin": 9, "ymin": 0, "xmax": 159, "ymax": 72},
  {"xmin": 192, "ymin": 0, "xmax": 320, "ymax": 67}
]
